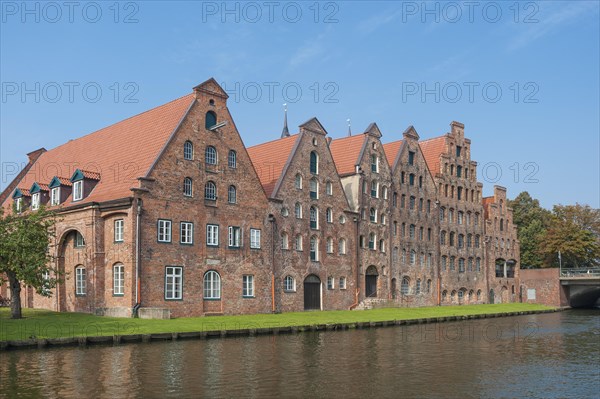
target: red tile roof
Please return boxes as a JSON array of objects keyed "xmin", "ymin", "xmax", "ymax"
[
  {"xmin": 382, "ymin": 140, "xmax": 403, "ymax": 169},
  {"xmin": 419, "ymin": 136, "xmax": 447, "ymax": 175},
  {"xmin": 247, "ymin": 134, "xmax": 299, "ymax": 197},
  {"xmin": 54, "ymin": 177, "xmax": 72, "ymax": 186},
  {"xmin": 329, "ymin": 134, "xmax": 366, "ymax": 176},
  {"xmin": 3, "ymin": 93, "xmax": 194, "ymax": 208}
]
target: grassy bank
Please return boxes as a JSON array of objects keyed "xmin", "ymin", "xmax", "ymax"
[{"xmin": 0, "ymin": 303, "xmax": 555, "ymax": 342}]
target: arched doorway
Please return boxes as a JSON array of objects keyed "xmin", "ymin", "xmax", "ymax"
[
  {"xmin": 365, "ymin": 266, "xmax": 378, "ymax": 298},
  {"xmin": 304, "ymin": 275, "xmax": 321, "ymax": 310}
]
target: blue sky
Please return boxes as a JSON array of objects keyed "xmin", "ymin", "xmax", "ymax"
[{"xmin": 1, "ymin": 1, "xmax": 598, "ymax": 208}]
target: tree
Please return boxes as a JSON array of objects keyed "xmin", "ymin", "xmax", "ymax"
[
  {"xmin": 0, "ymin": 206, "xmax": 58, "ymax": 319},
  {"xmin": 509, "ymin": 192, "xmax": 552, "ymax": 268},
  {"xmin": 539, "ymin": 204, "xmax": 600, "ymax": 269}
]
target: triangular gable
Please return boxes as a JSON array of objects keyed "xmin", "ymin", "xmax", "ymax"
[
  {"xmin": 30, "ymin": 182, "xmax": 49, "ymax": 194},
  {"xmin": 70, "ymin": 169, "xmax": 84, "ymax": 182},
  {"xmin": 299, "ymin": 117, "xmax": 327, "ymax": 136},
  {"xmin": 193, "ymin": 77, "xmax": 229, "ymax": 99},
  {"xmin": 12, "ymin": 188, "xmax": 25, "ymax": 199},
  {"xmin": 364, "ymin": 122, "xmax": 382, "ymax": 138},
  {"xmin": 49, "ymin": 176, "xmax": 71, "ymax": 188},
  {"xmin": 403, "ymin": 125, "xmax": 420, "ymax": 141}
]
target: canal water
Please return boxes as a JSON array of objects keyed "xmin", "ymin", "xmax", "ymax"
[{"xmin": 1, "ymin": 310, "xmax": 599, "ymax": 398}]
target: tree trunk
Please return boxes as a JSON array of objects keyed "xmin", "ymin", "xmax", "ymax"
[{"xmin": 7, "ymin": 271, "xmax": 22, "ymax": 319}]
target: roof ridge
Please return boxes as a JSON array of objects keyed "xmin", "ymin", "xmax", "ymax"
[
  {"xmin": 419, "ymin": 134, "xmax": 446, "ymax": 143},
  {"xmin": 248, "ymin": 133, "xmax": 298, "ymax": 149}
]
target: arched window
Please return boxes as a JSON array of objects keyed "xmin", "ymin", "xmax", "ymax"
[
  {"xmin": 379, "ymin": 239, "xmax": 385, "ymax": 253},
  {"xmin": 409, "ymin": 224, "xmax": 415, "ymax": 238},
  {"xmin": 205, "ymin": 146, "xmax": 217, "ymax": 165},
  {"xmin": 416, "ymin": 279, "xmax": 421, "ymax": 295},
  {"xmin": 382, "ymin": 186, "xmax": 388, "ymax": 199},
  {"xmin": 295, "ymin": 174, "xmax": 303, "ymax": 189},
  {"xmin": 183, "ymin": 177, "xmax": 193, "ymax": 197},
  {"xmin": 113, "ymin": 263, "xmax": 124, "ymax": 296},
  {"xmin": 468, "ymin": 258, "xmax": 473, "ymax": 271},
  {"xmin": 310, "ymin": 151, "xmax": 319, "ymax": 174},
  {"xmin": 500, "ymin": 219, "xmax": 504, "ymax": 231},
  {"xmin": 284, "ymin": 276, "xmax": 296, "ymax": 292},
  {"xmin": 310, "ymin": 178, "xmax": 319, "ymax": 199},
  {"xmin": 184, "ymin": 141, "xmax": 193, "ymax": 160},
  {"xmin": 368, "ymin": 233, "xmax": 376, "ymax": 250},
  {"xmin": 326, "ymin": 181, "xmax": 333, "ymax": 195},
  {"xmin": 371, "ymin": 154, "xmax": 379, "ymax": 172},
  {"xmin": 418, "ymin": 176, "xmax": 423, "ymax": 188},
  {"xmin": 392, "ymin": 247, "xmax": 399, "ymax": 263},
  {"xmin": 228, "ymin": 150, "xmax": 237, "ymax": 169},
  {"xmin": 441, "ymin": 256, "xmax": 447, "ymax": 270},
  {"xmin": 449, "ymin": 232, "xmax": 455, "ymax": 246},
  {"xmin": 475, "ymin": 235, "xmax": 481, "ymax": 248},
  {"xmin": 281, "ymin": 232, "xmax": 289, "ymax": 249},
  {"xmin": 228, "ymin": 185, "xmax": 237, "ymax": 203},
  {"xmin": 75, "ymin": 265, "xmax": 86, "ymax": 296},
  {"xmin": 476, "ymin": 258, "xmax": 481, "ymax": 271},
  {"xmin": 440, "ymin": 207, "xmax": 446, "ymax": 221},
  {"xmin": 326, "ymin": 237, "xmax": 334, "ymax": 253},
  {"xmin": 409, "ymin": 196, "xmax": 415, "ymax": 210},
  {"xmin": 458, "ymin": 234, "xmax": 464, "ymax": 248},
  {"xmin": 401, "ymin": 194, "xmax": 406, "ymax": 208},
  {"xmin": 203, "ymin": 270, "xmax": 221, "ymax": 299},
  {"xmin": 426, "ymin": 279, "xmax": 432, "ymax": 293},
  {"xmin": 370, "ymin": 208, "xmax": 377, "ymax": 222},
  {"xmin": 205, "ymin": 111, "xmax": 217, "ymax": 129},
  {"xmin": 310, "ymin": 206, "xmax": 318, "ymax": 229},
  {"xmin": 380, "ymin": 214, "xmax": 386, "ymax": 225},
  {"xmin": 338, "ymin": 238, "xmax": 346, "ymax": 255},
  {"xmin": 295, "ymin": 203, "xmax": 302, "ymax": 219},
  {"xmin": 295, "ymin": 235, "xmax": 303, "ymax": 251},
  {"xmin": 410, "ymin": 250, "xmax": 416, "ymax": 265},
  {"xmin": 204, "ymin": 181, "xmax": 216, "ymax": 200},
  {"xmin": 401, "ymin": 277, "xmax": 410, "ymax": 295},
  {"xmin": 441, "ymin": 231, "xmax": 447, "ymax": 245},
  {"xmin": 477, "ymin": 289, "xmax": 482, "ymax": 300},
  {"xmin": 326, "ymin": 208, "xmax": 333, "ymax": 223},
  {"xmin": 409, "ymin": 173, "xmax": 415, "ymax": 186},
  {"xmin": 459, "ymin": 258, "xmax": 465, "ymax": 272},
  {"xmin": 402, "ymin": 249, "xmax": 407, "ymax": 264},
  {"xmin": 450, "ymin": 256, "xmax": 456, "ymax": 271},
  {"xmin": 310, "ymin": 236, "xmax": 319, "ymax": 261}
]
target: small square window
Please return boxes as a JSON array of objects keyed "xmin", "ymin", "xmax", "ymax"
[
  {"xmin": 250, "ymin": 229, "xmax": 261, "ymax": 249},
  {"xmin": 158, "ymin": 220, "xmax": 172, "ymax": 243},
  {"xmin": 180, "ymin": 222, "xmax": 194, "ymax": 244},
  {"xmin": 207, "ymin": 224, "xmax": 219, "ymax": 246}
]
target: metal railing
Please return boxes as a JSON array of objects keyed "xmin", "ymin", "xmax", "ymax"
[{"xmin": 560, "ymin": 267, "xmax": 600, "ymax": 278}]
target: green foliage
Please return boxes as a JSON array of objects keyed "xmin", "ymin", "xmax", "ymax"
[
  {"xmin": 510, "ymin": 193, "xmax": 600, "ymax": 269},
  {"xmin": 0, "ymin": 207, "xmax": 59, "ymax": 318}
]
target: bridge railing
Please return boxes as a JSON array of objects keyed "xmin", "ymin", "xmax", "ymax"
[{"xmin": 560, "ymin": 267, "xmax": 600, "ymax": 278}]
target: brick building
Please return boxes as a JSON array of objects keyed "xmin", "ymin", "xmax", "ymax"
[{"xmin": 1, "ymin": 79, "xmax": 521, "ymax": 317}]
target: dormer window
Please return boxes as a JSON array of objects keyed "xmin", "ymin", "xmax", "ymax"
[
  {"xmin": 69, "ymin": 169, "xmax": 100, "ymax": 202},
  {"xmin": 32, "ymin": 193, "xmax": 40, "ymax": 210},
  {"xmin": 50, "ymin": 187, "xmax": 60, "ymax": 206},
  {"xmin": 12, "ymin": 188, "xmax": 29, "ymax": 213},
  {"xmin": 15, "ymin": 197, "xmax": 22, "ymax": 213},
  {"xmin": 73, "ymin": 181, "xmax": 83, "ymax": 201}
]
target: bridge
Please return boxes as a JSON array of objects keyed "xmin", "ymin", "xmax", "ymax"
[{"xmin": 560, "ymin": 267, "xmax": 600, "ymax": 308}]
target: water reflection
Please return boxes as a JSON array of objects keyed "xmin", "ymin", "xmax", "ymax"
[{"xmin": 1, "ymin": 310, "xmax": 598, "ymax": 398}]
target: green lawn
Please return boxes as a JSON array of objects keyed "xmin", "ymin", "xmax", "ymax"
[{"xmin": 0, "ymin": 303, "xmax": 555, "ymax": 342}]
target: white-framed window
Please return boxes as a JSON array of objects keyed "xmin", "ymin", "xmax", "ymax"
[
  {"xmin": 295, "ymin": 173, "xmax": 302, "ymax": 189},
  {"xmin": 113, "ymin": 263, "xmax": 124, "ymax": 296},
  {"xmin": 382, "ymin": 186, "xmax": 388, "ymax": 199},
  {"xmin": 309, "ymin": 178, "xmax": 319, "ymax": 199},
  {"xmin": 165, "ymin": 266, "xmax": 182, "ymax": 300},
  {"xmin": 180, "ymin": 222, "xmax": 194, "ymax": 244},
  {"xmin": 114, "ymin": 219, "xmax": 124, "ymax": 242},
  {"xmin": 15, "ymin": 197, "xmax": 22, "ymax": 213},
  {"xmin": 369, "ymin": 233, "xmax": 376, "ymax": 250},
  {"xmin": 31, "ymin": 193, "xmax": 40, "ymax": 210},
  {"xmin": 310, "ymin": 151, "xmax": 319, "ymax": 174},
  {"xmin": 370, "ymin": 208, "xmax": 377, "ymax": 223},
  {"xmin": 242, "ymin": 275, "xmax": 254, "ymax": 297},
  {"xmin": 284, "ymin": 276, "xmax": 296, "ymax": 292},
  {"xmin": 205, "ymin": 146, "xmax": 217, "ymax": 165},
  {"xmin": 158, "ymin": 220, "xmax": 172, "ymax": 243},
  {"xmin": 281, "ymin": 232, "xmax": 289, "ymax": 250},
  {"xmin": 228, "ymin": 150, "xmax": 237, "ymax": 168},
  {"xmin": 75, "ymin": 266, "xmax": 86, "ymax": 296},
  {"xmin": 338, "ymin": 238, "xmax": 346, "ymax": 255},
  {"xmin": 184, "ymin": 141, "xmax": 194, "ymax": 160},
  {"xmin": 310, "ymin": 236, "xmax": 319, "ymax": 261},
  {"xmin": 371, "ymin": 180, "xmax": 379, "ymax": 198},
  {"xmin": 401, "ymin": 277, "xmax": 410, "ymax": 295},
  {"xmin": 339, "ymin": 277, "xmax": 347, "ymax": 289},
  {"xmin": 250, "ymin": 229, "xmax": 261, "ymax": 249},
  {"xmin": 75, "ymin": 231, "xmax": 85, "ymax": 248},
  {"xmin": 416, "ymin": 279, "xmax": 421, "ymax": 295},
  {"xmin": 73, "ymin": 180, "xmax": 83, "ymax": 201},
  {"xmin": 410, "ymin": 250, "xmax": 416, "ymax": 265},
  {"xmin": 203, "ymin": 270, "xmax": 221, "ymax": 299},
  {"xmin": 228, "ymin": 185, "xmax": 237, "ymax": 204},
  {"xmin": 326, "ymin": 208, "xmax": 333, "ymax": 223},
  {"xmin": 295, "ymin": 235, "xmax": 303, "ymax": 251},
  {"xmin": 327, "ymin": 276, "xmax": 334, "ymax": 289},
  {"xmin": 295, "ymin": 203, "xmax": 302, "ymax": 219},
  {"xmin": 326, "ymin": 181, "xmax": 333, "ymax": 195},
  {"xmin": 228, "ymin": 226, "xmax": 242, "ymax": 248},
  {"xmin": 183, "ymin": 177, "xmax": 193, "ymax": 197},
  {"xmin": 50, "ymin": 187, "xmax": 60, "ymax": 206},
  {"xmin": 310, "ymin": 206, "xmax": 319, "ymax": 230},
  {"xmin": 205, "ymin": 181, "xmax": 217, "ymax": 200},
  {"xmin": 207, "ymin": 224, "xmax": 219, "ymax": 246},
  {"xmin": 371, "ymin": 154, "xmax": 379, "ymax": 173},
  {"xmin": 326, "ymin": 237, "xmax": 334, "ymax": 253}
]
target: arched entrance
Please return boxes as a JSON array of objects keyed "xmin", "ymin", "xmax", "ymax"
[
  {"xmin": 365, "ymin": 266, "xmax": 378, "ymax": 298},
  {"xmin": 303, "ymin": 274, "xmax": 321, "ymax": 310}
]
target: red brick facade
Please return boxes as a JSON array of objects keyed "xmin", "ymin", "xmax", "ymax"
[{"xmin": 1, "ymin": 79, "xmax": 522, "ymax": 318}]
